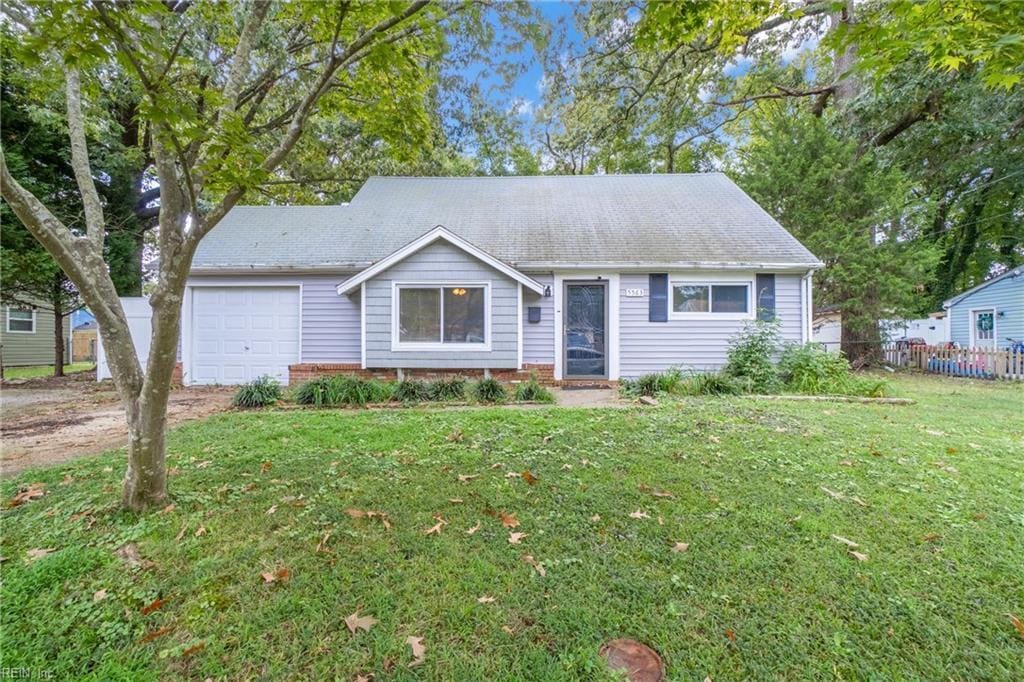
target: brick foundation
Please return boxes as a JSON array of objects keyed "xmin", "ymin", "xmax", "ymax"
[{"xmin": 288, "ymin": 363, "xmax": 558, "ymax": 386}]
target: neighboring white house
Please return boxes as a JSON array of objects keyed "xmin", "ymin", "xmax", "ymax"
[
  {"xmin": 101, "ymin": 175, "xmax": 825, "ymax": 385},
  {"xmin": 812, "ymin": 308, "xmax": 948, "ymax": 351}
]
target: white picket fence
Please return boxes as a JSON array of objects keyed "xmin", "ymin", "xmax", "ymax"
[{"xmin": 883, "ymin": 344, "xmax": 1024, "ymax": 381}]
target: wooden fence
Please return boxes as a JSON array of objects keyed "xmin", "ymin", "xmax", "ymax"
[{"xmin": 883, "ymin": 344, "xmax": 1024, "ymax": 381}]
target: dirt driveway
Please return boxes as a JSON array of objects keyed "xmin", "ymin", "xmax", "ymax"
[{"xmin": 1, "ymin": 370, "xmax": 233, "ymax": 477}]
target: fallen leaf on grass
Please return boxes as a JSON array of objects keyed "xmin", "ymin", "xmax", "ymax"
[
  {"xmin": 93, "ymin": 589, "xmax": 108, "ymax": 603},
  {"xmin": 1008, "ymin": 613, "xmax": 1024, "ymax": 640},
  {"xmin": 141, "ymin": 597, "xmax": 166, "ymax": 615},
  {"xmin": 542, "ymin": 434, "xmax": 554, "ymax": 444},
  {"xmin": 116, "ymin": 543, "xmax": 155, "ymax": 570},
  {"xmin": 561, "ymin": 463, "xmax": 573, "ymax": 470},
  {"xmin": 60, "ymin": 474, "xmax": 74, "ymax": 485},
  {"xmin": 724, "ymin": 628, "xmax": 737, "ymax": 643},
  {"xmin": 921, "ymin": 533, "xmax": 941, "ymax": 542},
  {"xmin": 194, "ymin": 525, "xmax": 207, "ymax": 538},
  {"xmin": 406, "ymin": 635, "xmax": 426, "ymax": 667},
  {"xmin": 508, "ymin": 532, "xmax": 527, "ymax": 544},
  {"xmin": 7, "ymin": 483, "xmax": 46, "ymax": 508},
  {"xmin": 820, "ymin": 486, "xmax": 844, "ymax": 501},
  {"xmin": 457, "ymin": 474, "xmax": 478, "ymax": 483},
  {"xmin": 159, "ymin": 504, "xmax": 175, "ymax": 514},
  {"xmin": 838, "ymin": 459, "xmax": 854, "ymax": 467},
  {"xmin": 175, "ymin": 524, "xmax": 188, "ymax": 541},
  {"xmin": 629, "ymin": 509, "xmax": 650, "ymax": 520},
  {"xmin": 447, "ymin": 430, "xmax": 464, "ymax": 442},
  {"xmin": 499, "ymin": 512, "xmax": 519, "ymax": 528},
  {"xmin": 260, "ymin": 460, "xmax": 272, "ymax": 473},
  {"xmin": 260, "ymin": 568, "xmax": 291, "ymax": 584},
  {"xmin": 355, "ymin": 675, "xmax": 373, "ymax": 682},
  {"xmin": 672, "ymin": 542, "xmax": 689, "ymax": 553},
  {"xmin": 345, "ymin": 611, "xmax": 378, "ymax": 634},
  {"xmin": 425, "ymin": 515, "xmax": 447, "ymax": 535},
  {"xmin": 181, "ymin": 641, "xmax": 205, "ymax": 657},
  {"xmin": 466, "ymin": 521, "xmax": 482, "ymax": 535},
  {"xmin": 590, "ymin": 514, "xmax": 601, "ymax": 522},
  {"xmin": 140, "ymin": 626, "xmax": 174, "ymax": 643},
  {"xmin": 195, "ymin": 460, "xmax": 212, "ymax": 469},
  {"xmin": 522, "ymin": 554, "xmax": 546, "ymax": 576},
  {"xmin": 490, "ymin": 462, "xmax": 504, "ymax": 469},
  {"xmin": 521, "ymin": 470, "xmax": 538, "ymax": 485},
  {"xmin": 449, "ymin": 498, "xmax": 463, "ymax": 504},
  {"xmin": 849, "ymin": 551, "xmax": 869, "ymax": 562},
  {"xmin": 26, "ymin": 548, "xmax": 54, "ymax": 561},
  {"xmin": 477, "ymin": 595, "xmax": 496, "ymax": 604},
  {"xmin": 316, "ymin": 531, "xmax": 332, "ymax": 553},
  {"xmin": 265, "ymin": 505, "xmax": 278, "ymax": 515},
  {"xmin": 505, "ymin": 471, "xmax": 521, "ymax": 479},
  {"xmin": 502, "ymin": 625, "xmax": 515, "ymax": 635},
  {"xmin": 831, "ymin": 535, "xmax": 859, "ymax": 549}
]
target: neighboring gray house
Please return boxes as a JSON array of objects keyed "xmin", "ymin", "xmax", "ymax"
[
  {"xmin": 0, "ymin": 301, "xmax": 72, "ymax": 368},
  {"xmin": 943, "ymin": 265, "xmax": 1023, "ymax": 350},
  {"xmin": 184, "ymin": 174, "xmax": 822, "ymax": 385}
]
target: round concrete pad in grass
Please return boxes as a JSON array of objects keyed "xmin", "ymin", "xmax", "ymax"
[{"xmin": 599, "ymin": 639, "xmax": 664, "ymax": 682}]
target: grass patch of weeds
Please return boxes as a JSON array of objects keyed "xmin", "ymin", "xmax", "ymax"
[{"xmin": 1, "ymin": 374, "xmax": 1022, "ymax": 680}]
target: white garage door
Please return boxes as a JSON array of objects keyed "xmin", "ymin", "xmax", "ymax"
[{"xmin": 191, "ymin": 286, "xmax": 300, "ymax": 385}]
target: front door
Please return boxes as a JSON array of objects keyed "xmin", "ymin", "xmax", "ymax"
[
  {"xmin": 971, "ymin": 309, "xmax": 996, "ymax": 349},
  {"xmin": 564, "ymin": 281, "xmax": 608, "ymax": 378}
]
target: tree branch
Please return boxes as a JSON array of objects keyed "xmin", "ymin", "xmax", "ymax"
[
  {"xmin": 712, "ymin": 83, "xmax": 835, "ymax": 107},
  {"xmin": 64, "ymin": 67, "xmax": 106, "ymax": 253},
  {"xmin": 868, "ymin": 90, "xmax": 941, "ymax": 148}
]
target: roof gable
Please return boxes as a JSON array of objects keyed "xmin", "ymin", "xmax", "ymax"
[
  {"xmin": 335, "ymin": 226, "xmax": 545, "ymax": 295},
  {"xmin": 944, "ymin": 265, "xmax": 1024, "ymax": 308}
]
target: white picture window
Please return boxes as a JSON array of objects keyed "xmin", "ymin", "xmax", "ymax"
[
  {"xmin": 395, "ymin": 284, "xmax": 488, "ymax": 348},
  {"xmin": 670, "ymin": 281, "xmax": 752, "ymax": 318},
  {"xmin": 6, "ymin": 307, "xmax": 36, "ymax": 333}
]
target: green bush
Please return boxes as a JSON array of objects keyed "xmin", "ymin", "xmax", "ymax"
[
  {"xmin": 232, "ymin": 375, "xmax": 282, "ymax": 408},
  {"xmin": 779, "ymin": 343, "xmax": 888, "ymax": 397},
  {"xmin": 393, "ymin": 379, "xmax": 431, "ymax": 403},
  {"xmin": 514, "ymin": 377, "xmax": 555, "ymax": 403},
  {"xmin": 428, "ymin": 377, "xmax": 467, "ymax": 401},
  {"xmin": 724, "ymin": 320, "xmax": 781, "ymax": 393},
  {"xmin": 683, "ymin": 372, "xmax": 742, "ymax": 396},
  {"xmin": 472, "ymin": 377, "xmax": 507, "ymax": 403},
  {"xmin": 293, "ymin": 376, "xmax": 392, "ymax": 407},
  {"xmin": 620, "ymin": 367, "xmax": 685, "ymax": 397}
]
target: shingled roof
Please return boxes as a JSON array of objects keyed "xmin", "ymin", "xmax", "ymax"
[{"xmin": 192, "ymin": 174, "xmax": 822, "ymax": 271}]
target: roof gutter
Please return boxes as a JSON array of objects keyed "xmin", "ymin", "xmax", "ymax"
[
  {"xmin": 511, "ymin": 260, "xmax": 824, "ymax": 272},
  {"xmin": 190, "ymin": 264, "xmax": 369, "ymax": 276}
]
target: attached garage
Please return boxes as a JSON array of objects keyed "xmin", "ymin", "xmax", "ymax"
[{"xmin": 187, "ymin": 286, "xmax": 300, "ymax": 385}]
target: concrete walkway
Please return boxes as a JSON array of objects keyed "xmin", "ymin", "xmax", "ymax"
[{"xmin": 553, "ymin": 387, "xmax": 629, "ymax": 408}]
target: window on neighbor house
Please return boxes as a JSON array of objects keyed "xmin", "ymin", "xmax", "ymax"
[
  {"xmin": 397, "ymin": 285, "xmax": 486, "ymax": 345},
  {"xmin": 670, "ymin": 282, "xmax": 751, "ymax": 316},
  {"xmin": 6, "ymin": 308, "xmax": 35, "ymax": 333}
]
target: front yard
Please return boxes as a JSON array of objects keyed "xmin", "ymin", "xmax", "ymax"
[{"xmin": 2, "ymin": 374, "xmax": 1022, "ymax": 680}]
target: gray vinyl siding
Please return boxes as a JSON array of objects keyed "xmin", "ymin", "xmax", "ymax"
[
  {"xmin": 1, "ymin": 306, "xmax": 69, "ymax": 367},
  {"xmin": 618, "ymin": 273, "xmax": 804, "ymax": 377},
  {"xmin": 523, "ymin": 273, "xmax": 554, "ymax": 364},
  {"xmin": 364, "ymin": 241, "xmax": 519, "ymax": 369},
  {"xmin": 186, "ymin": 275, "xmax": 360, "ymax": 363},
  {"xmin": 948, "ymin": 274, "xmax": 1023, "ymax": 348}
]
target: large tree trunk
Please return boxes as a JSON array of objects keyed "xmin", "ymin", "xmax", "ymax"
[
  {"xmin": 122, "ymin": 393, "xmax": 170, "ymax": 509},
  {"xmin": 53, "ymin": 302, "xmax": 65, "ymax": 377},
  {"xmin": 841, "ymin": 315, "xmax": 882, "ymax": 368}
]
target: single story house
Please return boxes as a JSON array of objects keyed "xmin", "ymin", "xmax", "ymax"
[
  {"xmin": 182, "ymin": 174, "xmax": 822, "ymax": 385},
  {"xmin": 943, "ymin": 265, "xmax": 1023, "ymax": 350},
  {"xmin": 1, "ymin": 301, "xmax": 71, "ymax": 368}
]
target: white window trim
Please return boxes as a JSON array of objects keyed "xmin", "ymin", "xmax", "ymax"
[
  {"xmin": 6, "ymin": 306, "xmax": 37, "ymax": 334},
  {"xmin": 968, "ymin": 307, "xmax": 997, "ymax": 347},
  {"xmin": 390, "ymin": 282, "xmax": 491, "ymax": 352},
  {"xmin": 668, "ymin": 277, "xmax": 755, "ymax": 320}
]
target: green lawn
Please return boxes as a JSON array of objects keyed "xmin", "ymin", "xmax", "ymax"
[
  {"xmin": 2, "ymin": 375, "xmax": 1022, "ymax": 680},
  {"xmin": 2, "ymin": 362, "xmax": 93, "ymax": 380}
]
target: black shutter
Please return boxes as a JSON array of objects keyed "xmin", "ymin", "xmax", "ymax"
[
  {"xmin": 649, "ymin": 273, "xmax": 668, "ymax": 322},
  {"xmin": 756, "ymin": 273, "xmax": 776, "ymax": 321}
]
